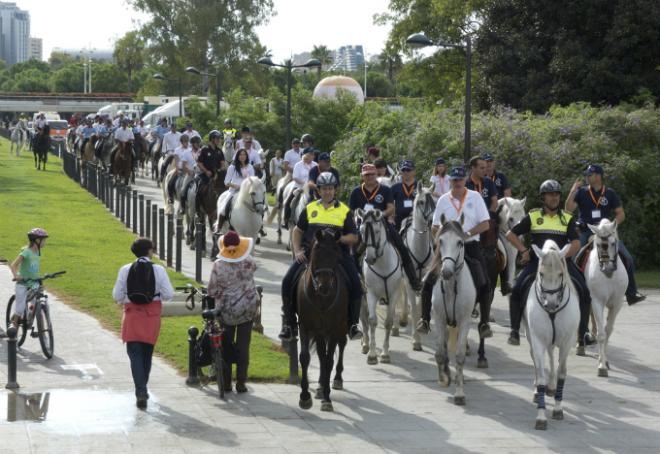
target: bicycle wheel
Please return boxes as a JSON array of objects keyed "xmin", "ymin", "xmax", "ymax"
[
  {"xmin": 214, "ymin": 349, "xmax": 225, "ymax": 399},
  {"xmin": 36, "ymin": 304, "xmax": 54, "ymax": 359},
  {"xmin": 6, "ymin": 295, "xmax": 28, "ymax": 347}
]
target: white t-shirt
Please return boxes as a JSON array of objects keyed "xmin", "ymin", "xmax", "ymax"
[
  {"xmin": 180, "ymin": 148, "xmax": 197, "ymax": 173},
  {"xmin": 183, "ymin": 129, "xmax": 201, "ymax": 140},
  {"xmin": 247, "ymin": 147, "xmax": 262, "ymax": 166},
  {"xmin": 114, "ymin": 127, "xmax": 134, "ymax": 143},
  {"xmin": 292, "ymin": 160, "xmax": 318, "ymax": 188},
  {"xmin": 174, "ymin": 145, "xmax": 190, "ymax": 170},
  {"xmin": 270, "ymin": 157, "xmax": 284, "ymax": 177},
  {"xmin": 283, "ymin": 148, "xmax": 301, "ymax": 170},
  {"xmin": 224, "ymin": 164, "xmax": 255, "ymax": 192},
  {"xmin": 430, "ymin": 175, "xmax": 451, "ymax": 198},
  {"xmin": 433, "ymin": 189, "xmax": 489, "ymax": 242},
  {"xmin": 236, "ymin": 138, "xmax": 261, "ymax": 151},
  {"xmin": 163, "ymin": 131, "xmax": 182, "ymax": 154}
]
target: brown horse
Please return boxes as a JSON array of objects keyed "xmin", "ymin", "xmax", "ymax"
[
  {"xmin": 113, "ymin": 141, "xmax": 133, "ymax": 185},
  {"xmin": 296, "ymin": 229, "xmax": 349, "ymax": 412},
  {"xmin": 191, "ymin": 169, "xmax": 227, "ymax": 256},
  {"xmin": 133, "ymin": 134, "xmax": 150, "ymax": 177}
]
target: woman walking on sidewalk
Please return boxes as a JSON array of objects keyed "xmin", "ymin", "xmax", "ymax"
[
  {"xmin": 112, "ymin": 238, "xmax": 174, "ymax": 409},
  {"xmin": 207, "ymin": 231, "xmax": 258, "ymax": 394}
]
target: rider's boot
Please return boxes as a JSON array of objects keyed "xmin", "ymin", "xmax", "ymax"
[
  {"xmin": 348, "ymin": 298, "xmax": 363, "ymax": 340},
  {"xmin": 477, "ymin": 284, "xmax": 494, "ymax": 339},
  {"xmin": 390, "ymin": 227, "xmax": 422, "ymax": 292},
  {"xmin": 278, "ymin": 298, "xmax": 297, "ymax": 341},
  {"xmin": 282, "ymin": 192, "xmax": 295, "ymax": 229},
  {"xmin": 416, "ymin": 270, "xmax": 438, "ymax": 334}
]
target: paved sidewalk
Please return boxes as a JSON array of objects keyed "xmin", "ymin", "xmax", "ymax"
[{"xmin": 1, "ymin": 173, "xmax": 660, "ymax": 453}]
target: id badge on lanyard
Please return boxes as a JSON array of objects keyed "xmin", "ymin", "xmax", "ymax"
[
  {"xmin": 364, "ymin": 204, "xmax": 374, "ymax": 212},
  {"xmin": 403, "ymin": 199, "xmax": 413, "ymax": 208},
  {"xmin": 591, "ymin": 209, "xmax": 601, "ymax": 220}
]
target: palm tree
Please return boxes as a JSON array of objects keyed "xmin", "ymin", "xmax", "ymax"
[
  {"xmin": 378, "ymin": 46, "xmax": 403, "ymax": 82},
  {"xmin": 311, "ymin": 45, "xmax": 333, "ymax": 77}
]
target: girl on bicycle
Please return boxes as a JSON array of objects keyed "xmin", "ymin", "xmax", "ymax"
[
  {"xmin": 207, "ymin": 231, "xmax": 257, "ymax": 394},
  {"xmin": 9, "ymin": 228, "xmax": 48, "ymax": 329}
]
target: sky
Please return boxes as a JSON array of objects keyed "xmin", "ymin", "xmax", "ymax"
[{"xmin": 21, "ymin": 0, "xmax": 392, "ymax": 62}]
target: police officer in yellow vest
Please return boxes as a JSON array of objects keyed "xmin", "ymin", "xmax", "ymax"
[
  {"xmin": 222, "ymin": 119, "xmax": 238, "ymax": 139},
  {"xmin": 279, "ymin": 172, "xmax": 363, "ymax": 341},
  {"xmin": 505, "ymin": 180, "xmax": 593, "ymax": 354}
]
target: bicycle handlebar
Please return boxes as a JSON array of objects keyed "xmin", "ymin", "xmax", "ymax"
[{"xmin": 17, "ymin": 271, "xmax": 66, "ymax": 284}]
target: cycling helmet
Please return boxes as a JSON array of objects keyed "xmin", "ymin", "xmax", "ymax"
[
  {"xmin": 190, "ymin": 135, "xmax": 202, "ymax": 144},
  {"xmin": 539, "ymin": 179, "xmax": 561, "ymax": 195},
  {"xmin": 27, "ymin": 228, "xmax": 49, "ymax": 242},
  {"xmin": 301, "ymin": 133, "xmax": 314, "ymax": 144},
  {"xmin": 317, "ymin": 172, "xmax": 338, "ymax": 188},
  {"xmin": 223, "ymin": 118, "xmax": 232, "ymax": 125},
  {"xmin": 208, "ymin": 130, "xmax": 222, "ymax": 140}
]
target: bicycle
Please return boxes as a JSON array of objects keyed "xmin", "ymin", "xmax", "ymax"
[
  {"xmin": 6, "ymin": 271, "xmax": 66, "ymax": 359},
  {"xmin": 177, "ymin": 283, "xmax": 226, "ymax": 398}
]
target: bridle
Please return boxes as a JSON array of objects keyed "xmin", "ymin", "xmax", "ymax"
[
  {"xmin": 363, "ymin": 218, "xmax": 385, "ymax": 262},
  {"xmin": 438, "ymin": 231, "xmax": 466, "ymax": 327},
  {"xmin": 311, "ymin": 267, "xmax": 336, "ymax": 294},
  {"xmin": 363, "ymin": 216, "xmax": 400, "ymax": 304},
  {"xmin": 595, "ymin": 233, "xmax": 618, "ymax": 276},
  {"xmin": 534, "ymin": 269, "xmax": 571, "ymax": 344}
]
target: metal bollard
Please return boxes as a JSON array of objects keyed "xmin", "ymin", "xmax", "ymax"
[
  {"xmin": 166, "ymin": 213, "xmax": 173, "ymax": 267},
  {"xmin": 119, "ymin": 185, "xmax": 125, "ymax": 223},
  {"xmin": 108, "ymin": 175, "xmax": 114, "ymax": 211},
  {"xmin": 132, "ymin": 190, "xmax": 138, "ymax": 234},
  {"xmin": 175, "ymin": 216, "xmax": 183, "ymax": 272},
  {"xmin": 115, "ymin": 183, "xmax": 121, "ymax": 218},
  {"xmin": 186, "ymin": 326, "xmax": 200, "ymax": 386},
  {"xmin": 146, "ymin": 199, "xmax": 151, "ymax": 239},
  {"xmin": 151, "ymin": 204, "xmax": 158, "ymax": 250},
  {"xmin": 125, "ymin": 186, "xmax": 131, "ymax": 228},
  {"xmin": 195, "ymin": 218, "xmax": 203, "ymax": 283},
  {"xmin": 285, "ymin": 331, "xmax": 300, "ymax": 385},
  {"xmin": 253, "ymin": 286, "xmax": 264, "ymax": 334},
  {"xmin": 5, "ymin": 326, "xmax": 19, "ymax": 389},
  {"xmin": 139, "ymin": 194, "xmax": 145, "ymax": 236},
  {"xmin": 159, "ymin": 208, "xmax": 165, "ymax": 259}
]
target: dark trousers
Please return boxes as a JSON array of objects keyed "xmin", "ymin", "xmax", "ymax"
[
  {"xmin": 421, "ymin": 241, "xmax": 492, "ymax": 326},
  {"xmin": 387, "ymin": 221, "xmax": 421, "ymax": 287},
  {"xmin": 167, "ymin": 172, "xmax": 179, "ymax": 201},
  {"xmin": 509, "ymin": 258, "xmax": 591, "ymax": 342},
  {"xmin": 222, "ymin": 321, "xmax": 253, "ymax": 384},
  {"xmin": 281, "ymin": 253, "xmax": 362, "ymax": 327},
  {"xmin": 126, "ymin": 341, "xmax": 154, "ymax": 398}
]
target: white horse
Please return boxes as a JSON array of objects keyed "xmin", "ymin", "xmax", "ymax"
[
  {"xmin": 356, "ymin": 209, "xmax": 405, "ymax": 365},
  {"xmin": 584, "ymin": 219, "xmax": 627, "ymax": 377},
  {"xmin": 266, "ymin": 172, "xmax": 292, "ymax": 246},
  {"xmin": 222, "ymin": 131, "xmax": 235, "ymax": 162},
  {"xmin": 430, "ymin": 215, "xmax": 476, "ymax": 406},
  {"xmin": 524, "ymin": 240, "xmax": 579, "ymax": 430},
  {"xmin": 401, "ymin": 183, "xmax": 435, "ymax": 351},
  {"xmin": 162, "ymin": 168, "xmax": 192, "ymax": 215},
  {"xmin": 215, "ymin": 176, "xmax": 266, "ymax": 241},
  {"xmin": 10, "ymin": 121, "xmax": 27, "ymax": 156},
  {"xmin": 156, "ymin": 153, "xmax": 176, "ymax": 187},
  {"xmin": 497, "ymin": 197, "xmax": 526, "ymax": 294},
  {"xmin": 278, "ymin": 182, "xmax": 313, "ymax": 254}
]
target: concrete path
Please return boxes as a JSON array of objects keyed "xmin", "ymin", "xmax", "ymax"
[{"xmin": 1, "ymin": 170, "xmax": 660, "ymax": 453}]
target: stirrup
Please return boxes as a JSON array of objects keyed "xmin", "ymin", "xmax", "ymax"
[
  {"xmin": 416, "ymin": 319, "xmax": 430, "ymax": 334},
  {"xmin": 348, "ymin": 324, "xmax": 363, "ymax": 340}
]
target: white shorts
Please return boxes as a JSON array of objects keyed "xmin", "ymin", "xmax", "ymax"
[{"xmin": 13, "ymin": 283, "xmax": 32, "ymax": 316}]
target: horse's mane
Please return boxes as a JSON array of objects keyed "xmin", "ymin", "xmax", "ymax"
[
  {"xmin": 539, "ymin": 242, "xmax": 568, "ymax": 275},
  {"xmin": 439, "ymin": 220, "xmax": 467, "ymax": 239},
  {"xmin": 236, "ymin": 176, "xmax": 263, "ymax": 203}
]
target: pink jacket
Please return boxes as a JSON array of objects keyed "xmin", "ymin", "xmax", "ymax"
[{"xmin": 121, "ymin": 301, "xmax": 162, "ymax": 345}]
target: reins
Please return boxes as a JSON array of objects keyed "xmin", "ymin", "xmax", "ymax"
[
  {"xmin": 534, "ymin": 273, "xmax": 571, "ymax": 345},
  {"xmin": 364, "ymin": 217, "xmax": 400, "ymax": 304}
]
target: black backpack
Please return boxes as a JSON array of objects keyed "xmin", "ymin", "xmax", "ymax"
[{"xmin": 126, "ymin": 258, "xmax": 159, "ymax": 304}]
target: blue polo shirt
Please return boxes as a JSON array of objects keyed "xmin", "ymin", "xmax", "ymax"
[
  {"xmin": 81, "ymin": 126, "xmax": 96, "ymax": 139},
  {"xmin": 391, "ymin": 180, "xmax": 417, "ymax": 229},
  {"xmin": 466, "ymin": 177, "xmax": 498, "ymax": 211},
  {"xmin": 349, "ymin": 183, "xmax": 393, "ymax": 212},
  {"xmin": 574, "ymin": 185, "xmax": 621, "ymax": 225},
  {"xmin": 489, "ymin": 171, "xmax": 510, "ymax": 199}
]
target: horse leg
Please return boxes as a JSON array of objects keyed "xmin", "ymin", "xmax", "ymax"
[
  {"xmin": 408, "ymin": 286, "xmax": 422, "ymax": 351},
  {"xmin": 398, "ymin": 286, "xmax": 409, "ymax": 328},
  {"xmin": 366, "ymin": 292, "xmax": 378, "ymax": 365},
  {"xmin": 592, "ymin": 297, "xmax": 608, "ymax": 376},
  {"xmin": 553, "ymin": 342, "xmax": 570, "ymax": 421},
  {"xmin": 321, "ymin": 340, "xmax": 336, "ymax": 411},
  {"xmin": 530, "ymin": 338, "xmax": 548, "ymax": 430},
  {"xmin": 454, "ymin": 319, "xmax": 470, "ymax": 406},
  {"xmin": 360, "ymin": 294, "xmax": 370, "ymax": 355},
  {"xmin": 477, "ymin": 337, "xmax": 488, "ymax": 368},
  {"xmin": 315, "ymin": 338, "xmax": 326, "ymax": 400},
  {"xmin": 333, "ymin": 339, "xmax": 346, "ymax": 390},
  {"xmin": 603, "ymin": 300, "xmax": 623, "ymax": 373},
  {"xmin": 435, "ymin": 322, "xmax": 451, "ymax": 388},
  {"xmin": 381, "ymin": 287, "xmax": 398, "ymax": 363},
  {"xmin": 298, "ymin": 332, "xmax": 312, "ymax": 410},
  {"xmin": 546, "ymin": 348, "xmax": 556, "ymax": 397}
]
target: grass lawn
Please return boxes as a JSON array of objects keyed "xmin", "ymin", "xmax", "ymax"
[
  {"xmin": 0, "ymin": 142, "xmax": 288, "ymax": 381},
  {"xmin": 636, "ymin": 269, "xmax": 660, "ymax": 290}
]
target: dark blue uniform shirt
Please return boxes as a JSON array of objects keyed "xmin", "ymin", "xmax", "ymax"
[
  {"xmin": 489, "ymin": 171, "xmax": 510, "ymax": 199},
  {"xmin": 391, "ymin": 180, "xmax": 417, "ymax": 229},
  {"xmin": 349, "ymin": 183, "xmax": 393, "ymax": 212},
  {"xmin": 466, "ymin": 177, "xmax": 498, "ymax": 211},
  {"xmin": 574, "ymin": 185, "xmax": 621, "ymax": 226}
]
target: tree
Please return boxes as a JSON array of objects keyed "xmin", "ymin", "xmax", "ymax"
[
  {"xmin": 311, "ymin": 45, "xmax": 333, "ymax": 77},
  {"xmin": 475, "ymin": 0, "xmax": 660, "ymax": 112},
  {"xmin": 114, "ymin": 31, "xmax": 145, "ymax": 92},
  {"xmin": 48, "ymin": 52, "xmax": 75, "ymax": 71},
  {"xmin": 50, "ymin": 64, "xmax": 84, "ymax": 92},
  {"xmin": 377, "ymin": 46, "xmax": 403, "ymax": 82},
  {"xmin": 12, "ymin": 68, "xmax": 49, "ymax": 92},
  {"xmin": 89, "ymin": 63, "xmax": 128, "ymax": 92}
]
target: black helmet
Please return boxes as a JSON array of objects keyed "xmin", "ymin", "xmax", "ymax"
[
  {"xmin": 27, "ymin": 227, "xmax": 49, "ymax": 242},
  {"xmin": 539, "ymin": 179, "xmax": 561, "ymax": 195},
  {"xmin": 301, "ymin": 133, "xmax": 314, "ymax": 144},
  {"xmin": 208, "ymin": 130, "xmax": 222, "ymax": 141},
  {"xmin": 317, "ymin": 172, "xmax": 338, "ymax": 188},
  {"xmin": 190, "ymin": 135, "xmax": 202, "ymax": 144},
  {"xmin": 223, "ymin": 118, "xmax": 232, "ymax": 125}
]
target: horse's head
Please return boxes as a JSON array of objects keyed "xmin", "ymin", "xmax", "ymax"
[
  {"xmin": 239, "ymin": 176, "xmax": 266, "ymax": 215},
  {"xmin": 498, "ymin": 197, "xmax": 526, "ymax": 231},
  {"xmin": 223, "ymin": 131, "xmax": 234, "ymax": 147},
  {"xmin": 310, "ymin": 228, "xmax": 342, "ymax": 296},
  {"xmin": 356, "ymin": 209, "xmax": 387, "ymax": 266},
  {"xmin": 437, "ymin": 213, "xmax": 467, "ymax": 280},
  {"xmin": 532, "ymin": 240, "xmax": 571, "ymax": 312},
  {"xmin": 588, "ymin": 219, "xmax": 619, "ymax": 277},
  {"xmin": 413, "ymin": 182, "xmax": 435, "ymax": 227}
]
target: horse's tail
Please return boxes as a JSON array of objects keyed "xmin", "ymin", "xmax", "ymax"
[
  {"xmin": 266, "ymin": 204, "xmax": 279, "ymax": 224},
  {"xmin": 448, "ymin": 325, "xmax": 459, "ymax": 352}
]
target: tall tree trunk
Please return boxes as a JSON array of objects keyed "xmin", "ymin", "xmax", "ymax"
[{"xmin": 127, "ymin": 67, "xmax": 133, "ymax": 93}]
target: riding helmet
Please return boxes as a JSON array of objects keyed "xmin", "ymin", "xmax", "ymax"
[
  {"xmin": 223, "ymin": 118, "xmax": 232, "ymax": 125},
  {"xmin": 539, "ymin": 179, "xmax": 561, "ymax": 195},
  {"xmin": 190, "ymin": 136, "xmax": 202, "ymax": 145},
  {"xmin": 27, "ymin": 227, "xmax": 49, "ymax": 241},
  {"xmin": 316, "ymin": 172, "xmax": 338, "ymax": 188},
  {"xmin": 208, "ymin": 130, "xmax": 222, "ymax": 141},
  {"xmin": 301, "ymin": 133, "xmax": 314, "ymax": 144}
]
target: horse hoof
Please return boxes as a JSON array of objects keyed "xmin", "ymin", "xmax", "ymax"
[
  {"xmin": 412, "ymin": 342, "xmax": 422, "ymax": 352},
  {"xmin": 367, "ymin": 356, "xmax": 378, "ymax": 365},
  {"xmin": 471, "ymin": 308, "xmax": 479, "ymax": 318},
  {"xmin": 535, "ymin": 419, "xmax": 548, "ymax": 430},
  {"xmin": 361, "ymin": 344, "xmax": 369, "ymax": 355},
  {"xmin": 286, "ymin": 245, "xmax": 291, "ymax": 251},
  {"xmin": 315, "ymin": 387, "xmax": 323, "ymax": 399},
  {"xmin": 399, "ymin": 319, "xmax": 408, "ymax": 328},
  {"xmin": 546, "ymin": 388, "xmax": 556, "ymax": 397},
  {"xmin": 454, "ymin": 396, "xmax": 466, "ymax": 406},
  {"xmin": 391, "ymin": 327, "xmax": 399, "ymax": 337},
  {"xmin": 438, "ymin": 374, "xmax": 451, "ymax": 388},
  {"xmin": 298, "ymin": 398, "xmax": 313, "ymax": 410},
  {"xmin": 552, "ymin": 409, "xmax": 564, "ymax": 420},
  {"xmin": 332, "ymin": 380, "xmax": 343, "ymax": 390},
  {"xmin": 598, "ymin": 368, "xmax": 609, "ymax": 377},
  {"xmin": 576, "ymin": 346, "xmax": 586, "ymax": 356},
  {"xmin": 380, "ymin": 354, "xmax": 391, "ymax": 364},
  {"xmin": 477, "ymin": 357, "xmax": 489, "ymax": 369},
  {"xmin": 533, "ymin": 393, "xmax": 539, "ymax": 404},
  {"xmin": 256, "ymin": 237, "xmax": 261, "ymax": 245},
  {"xmin": 606, "ymin": 361, "xmax": 610, "ymax": 370},
  {"xmin": 320, "ymin": 401, "xmax": 333, "ymax": 412},
  {"xmin": 465, "ymin": 344, "xmax": 471, "ymax": 356},
  {"xmin": 277, "ymin": 239, "xmax": 282, "ymax": 245}
]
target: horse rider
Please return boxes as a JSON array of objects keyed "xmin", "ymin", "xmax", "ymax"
[
  {"xmin": 279, "ymin": 171, "xmax": 364, "ymax": 341},
  {"xmin": 167, "ymin": 134, "xmax": 192, "ymax": 204},
  {"xmin": 505, "ymin": 179, "xmax": 593, "ymax": 352},
  {"xmin": 113, "ymin": 111, "xmax": 125, "ymax": 128},
  {"xmin": 391, "ymin": 159, "xmax": 420, "ymax": 230},
  {"xmin": 79, "ymin": 119, "xmax": 96, "ymax": 157},
  {"xmin": 241, "ymin": 137, "xmax": 263, "ymax": 178},
  {"xmin": 300, "ymin": 133, "xmax": 319, "ymax": 162},
  {"xmin": 189, "ymin": 131, "xmax": 227, "ymax": 210},
  {"xmin": 283, "ymin": 138, "xmax": 302, "ymax": 174},
  {"xmin": 182, "ymin": 121, "xmax": 201, "ymax": 140},
  {"xmin": 154, "ymin": 118, "xmax": 169, "ymax": 141},
  {"xmin": 237, "ymin": 126, "xmax": 263, "ymax": 153},
  {"xmin": 430, "ymin": 157, "xmax": 450, "ymax": 200},
  {"xmin": 180, "ymin": 136, "xmax": 204, "ymax": 210},
  {"xmin": 222, "ymin": 118, "xmax": 237, "ymax": 138},
  {"xmin": 216, "ymin": 148, "xmax": 256, "ymax": 228},
  {"xmin": 565, "ymin": 164, "xmax": 645, "ymax": 305},
  {"xmin": 282, "ymin": 147, "xmax": 318, "ymax": 229},
  {"xmin": 308, "ymin": 152, "xmax": 340, "ymax": 197},
  {"xmin": 109, "ymin": 119, "xmax": 135, "ymax": 173},
  {"xmin": 483, "ymin": 152, "xmax": 512, "ymax": 199},
  {"xmin": 349, "ymin": 163, "xmax": 422, "ymax": 291},
  {"xmin": 417, "ymin": 165, "xmax": 495, "ymax": 338},
  {"xmin": 160, "ymin": 123, "xmax": 182, "ymax": 181}
]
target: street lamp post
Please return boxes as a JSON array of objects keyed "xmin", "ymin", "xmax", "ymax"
[
  {"xmin": 257, "ymin": 57, "xmax": 321, "ymax": 147},
  {"xmin": 186, "ymin": 66, "xmax": 221, "ymax": 118},
  {"xmin": 153, "ymin": 73, "xmax": 183, "ymax": 117},
  {"xmin": 407, "ymin": 33, "xmax": 472, "ymax": 164}
]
